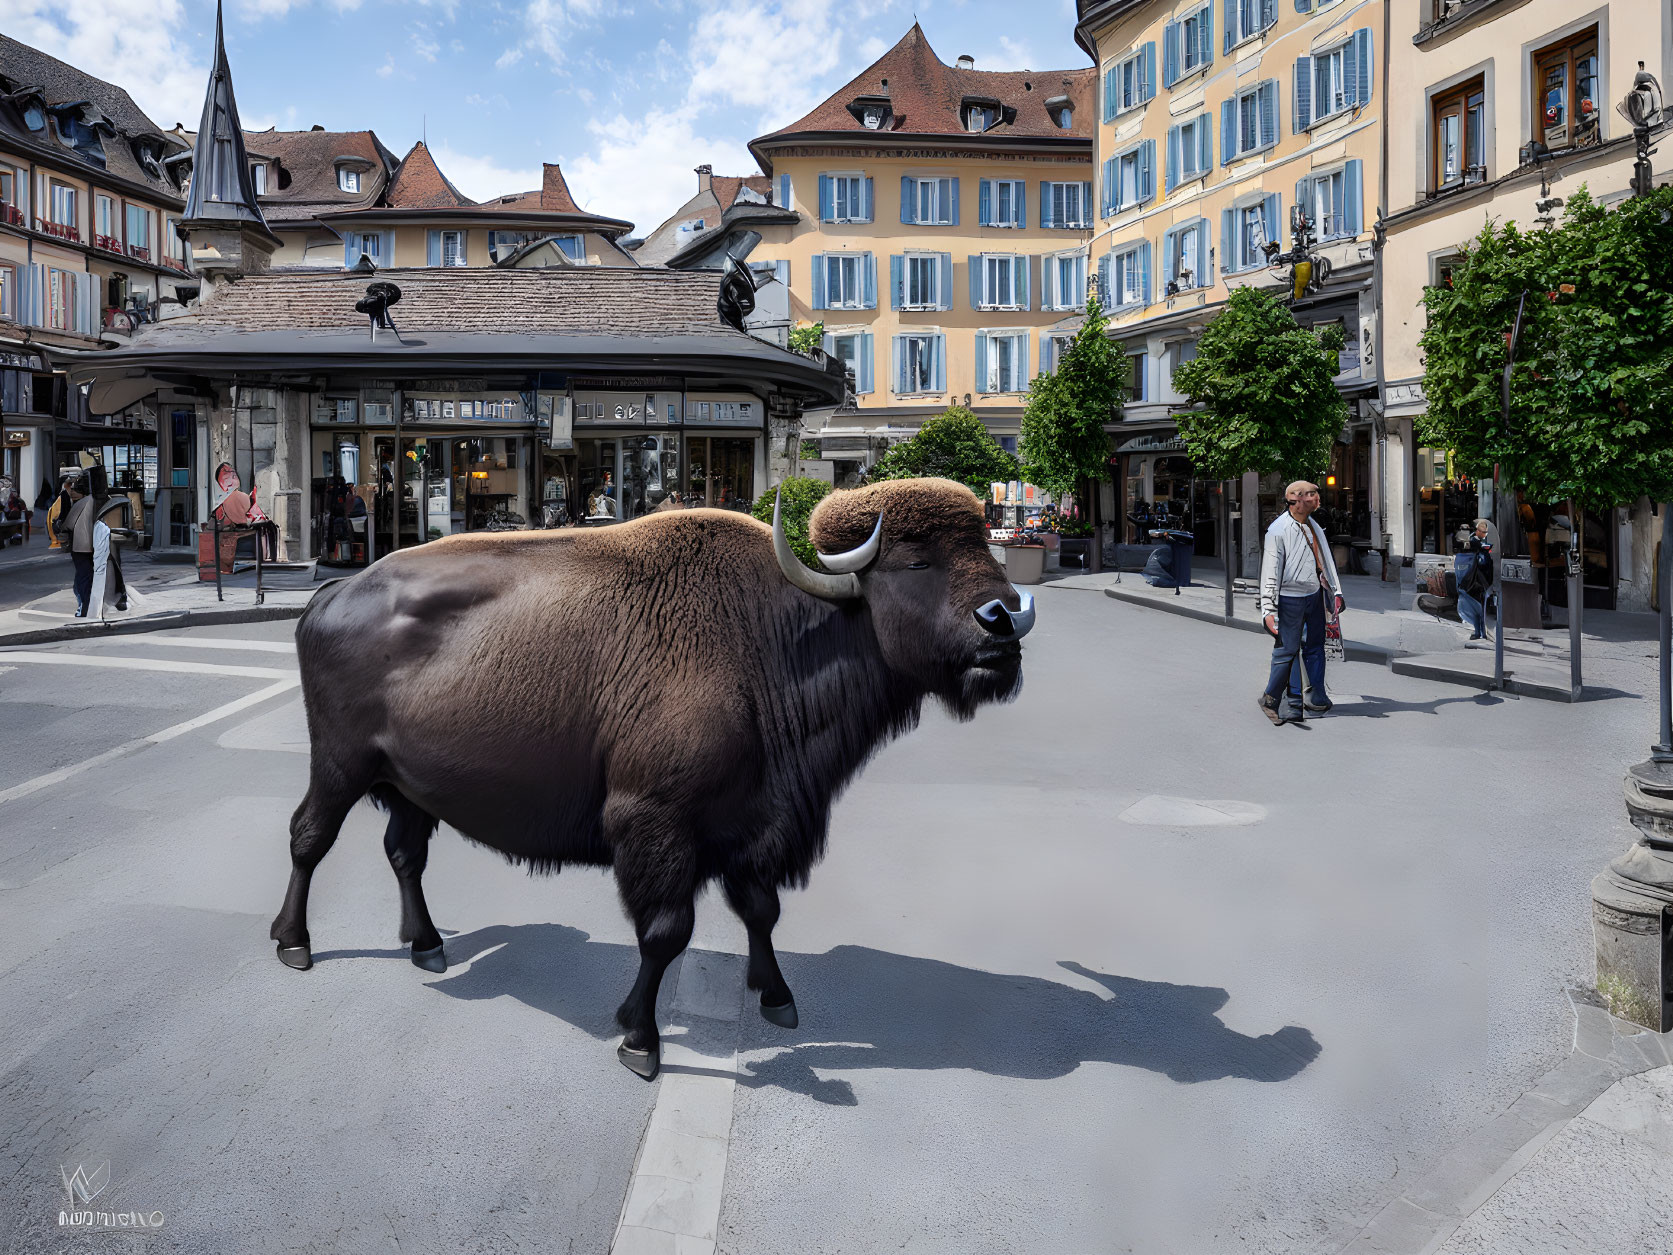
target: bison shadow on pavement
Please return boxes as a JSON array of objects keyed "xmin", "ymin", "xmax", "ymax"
[{"xmin": 422, "ymin": 924, "xmax": 1321, "ymax": 1106}]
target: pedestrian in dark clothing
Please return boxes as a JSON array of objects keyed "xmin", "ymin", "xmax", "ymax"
[
  {"xmin": 62, "ymin": 480, "xmax": 94, "ymax": 616},
  {"xmin": 1456, "ymin": 518, "xmax": 1493, "ymax": 642}
]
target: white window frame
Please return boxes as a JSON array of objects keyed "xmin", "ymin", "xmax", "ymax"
[
  {"xmin": 251, "ymin": 163, "xmax": 266, "ymax": 195},
  {"xmin": 1168, "ymin": 222, "xmax": 1205, "ymax": 290},
  {"xmin": 1314, "ymin": 44, "xmax": 1350, "ymax": 123},
  {"xmin": 911, "ymin": 179, "xmax": 947, "ymax": 226},
  {"xmin": 830, "ymin": 173, "xmax": 866, "ymax": 223},
  {"xmin": 1234, "ymin": 201, "xmax": 1270, "ymax": 271},
  {"xmin": 358, "ymin": 232, "xmax": 381, "ymax": 262},
  {"xmin": 125, "ymin": 204, "xmax": 151, "ymax": 252},
  {"xmin": 165, "ymin": 217, "xmax": 184, "ymax": 261},
  {"xmin": 1229, "ymin": 0, "xmax": 1274, "ymax": 49},
  {"xmin": 982, "ymin": 254, "xmax": 1021, "ymax": 310},
  {"xmin": 1050, "ymin": 252, "xmax": 1087, "ymax": 311},
  {"xmin": 1182, "ymin": 6, "xmax": 1208, "ymax": 74},
  {"xmin": 983, "ymin": 330, "xmax": 1030, "ymax": 394},
  {"xmin": 1045, "ymin": 181, "xmax": 1089, "ymax": 229},
  {"xmin": 1127, "ymin": 351, "xmax": 1149, "ymax": 402},
  {"xmin": 904, "ymin": 253, "xmax": 942, "ymax": 311},
  {"xmin": 1180, "ymin": 117, "xmax": 1210, "ymax": 183},
  {"xmin": 828, "ymin": 331, "xmax": 867, "ymax": 393},
  {"xmin": 338, "ymin": 167, "xmax": 361, "ymax": 194},
  {"xmin": 96, "ymin": 194, "xmax": 116, "ymax": 241},
  {"xmin": 440, "ymin": 229, "xmax": 466, "ymax": 267},
  {"xmin": 899, "ymin": 333, "xmax": 938, "ymax": 395},
  {"xmin": 1117, "ymin": 150, "xmax": 1142, "ymax": 208},
  {"xmin": 1113, "ymin": 247, "xmax": 1143, "ymax": 307},
  {"xmin": 1305, "ymin": 168, "xmax": 1348, "ymax": 239},
  {"xmin": 988, "ymin": 179, "xmax": 1025, "ymax": 228},
  {"xmin": 967, "ymin": 104, "xmax": 996, "ymax": 132},
  {"xmin": 1115, "ymin": 50, "xmax": 1147, "ymax": 115},
  {"xmin": 49, "ymin": 182, "xmax": 76, "ymax": 227},
  {"xmin": 47, "ymin": 266, "xmax": 78, "ymax": 331},
  {"xmin": 825, "ymin": 253, "xmax": 865, "ymax": 309}
]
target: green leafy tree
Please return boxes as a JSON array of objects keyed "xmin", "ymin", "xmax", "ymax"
[
  {"xmin": 1019, "ymin": 294, "xmax": 1123, "ymax": 499},
  {"xmin": 1418, "ymin": 185, "xmax": 1673, "ymax": 509},
  {"xmin": 788, "ymin": 321, "xmax": 825, "ymax": 356},
  {"xmin": 869, "ymin": 405, "xmax": 1019, "ymax": 498},
  {"xmin": 752, "ymin": 476, "xmax": 832, "ymax": 567},
  {"xmin": 1171, "ymin": 285, "xmax": 1347, "ymax": 482}
]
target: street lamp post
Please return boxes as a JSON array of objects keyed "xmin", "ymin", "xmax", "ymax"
[{"xmin": 1591, "ymin": 65, "xmax": 1673, "ymax": 1030}]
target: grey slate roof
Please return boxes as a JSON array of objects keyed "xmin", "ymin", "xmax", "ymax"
[{"xmin": 0, "ymin": 33, "xmax": 186, "ymax": 200}]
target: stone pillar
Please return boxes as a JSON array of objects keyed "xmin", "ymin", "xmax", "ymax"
[
  {"xmin": 1592, "ymin": 761, "xmax": 1673, "ymax": 1031},
  {"xmin": 766, "ymin": 393, "xmax": 801, "ymax": 490}
]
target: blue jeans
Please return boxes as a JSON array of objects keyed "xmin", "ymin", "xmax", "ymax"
[
  {"xmin": 1458, "ymin": 587, "xmax": 1485, "ymax": 637},
  {"xmin": 1265, "ymin": 592, "xmax": 1327, "ymax": 714}
]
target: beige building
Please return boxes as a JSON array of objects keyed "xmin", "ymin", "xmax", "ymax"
[
  {"xmin": 0, "ymin": 33, "xmax": 196, "ymax": 507},
  {"xmin": 743, "ymin": 24, "xmax": 1097, "ymax": 475},
  {"xmin": 1076, "ymin": 0, "xmax": 1382, "ymax": 575},
  {"xmin": 1382, "ymin": 0, "xmax": 1668, "ymax": 610}
]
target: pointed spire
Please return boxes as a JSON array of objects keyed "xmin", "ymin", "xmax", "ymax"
[{"xmin": 183, "ymin": 1, "xmax": 271, "ymax": 234}]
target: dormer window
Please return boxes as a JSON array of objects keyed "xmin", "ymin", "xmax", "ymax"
[
  {"xmin": 22, "ymin": 101, "xmax": 45, "ymax": 131},
  {"xmin": 1046, "ymin": 96, "xmax": 1074, "ymax": 129},
  {"xmin": 53, "ymin": 108, "xmax": 108, "ymax": 167},
  {"xmin": 251, "ymin": 163, "xmax": 266, "ymax": 195},
  {"xmin": 846, "ymin": 96, "xmax": 893, "ymax": 130},
  {"xmin": 966, "ymin": 104, "xmax": 997, "ymax": 132},
  {"xmin": 338, "ymin": 167, "xmax": 360, "ymax": 193},
  {"xmin": 863, "ymin": 106, "xmax": 885, "ymax": 130},
  {"xmin": 134, "ymin": 141, "xmax": 163, "ymax": 180}
]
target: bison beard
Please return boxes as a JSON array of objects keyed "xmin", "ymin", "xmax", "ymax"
[{"xmin": 270, "ymin": 478, "xmax": 1033, "ymax": 1079}]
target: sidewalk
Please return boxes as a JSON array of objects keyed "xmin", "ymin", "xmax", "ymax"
[
  {"xmin": 1341, "ymin": 992, "xmax": 1673, "ymax": 1254},
  {"xmin": 0, "ymin": 550, "xmax": 316, "ymax": 644},
  {"xmin": 1053, "ymin": 565, "xmax": 1657, "ymax": 703}
]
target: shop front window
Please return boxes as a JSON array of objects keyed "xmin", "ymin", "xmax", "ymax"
[
  {"xmin": 1415, "ymin": 446, "xmax": 1478, "ymax": 555},
  {"xmin": 686, "ymin": 437, "xmax": 754, "ymax": 511},
  {"xmin": 579, "ymin": 439, "xmax": 619, "ymax": 521}
]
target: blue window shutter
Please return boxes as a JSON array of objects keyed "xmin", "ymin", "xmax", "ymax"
[
  {"xmin": 1018, "ymin": 335, "xmax": 1030, "ymax": 389},
  {"xmin": 818, "ymin": 174, "xmax": 833, "ymax": 220},
  {"xmin": 1263, "ymin": 193, "xmax": 1280, "ymax": 252},
  {"xmin": 1295, "ymin": 57, "xmax": 1313, "ymax": 132},
  {"xmin": 979, "ymin": 179, "xmax": 993, "ymax": 226},
  {"xmin": 1103, "ymin": 67, "xmax": 1116, "ymax": 121},
  {"xmin": 822, "ymin": 332, "xmax": 836, "ymax": 356},
  {"xmin": 1139, "ymin": 242, "xmax": 1151, "ymax": 305},
  {"xmin": 1041, "ymin": 182, "xmax": 1055, "ymax": 229},
  {"xmin": 860, "ymin": 334, "xmax": 874, "ymax": 394},
  {"xmin": 1198, "ymin": 115, "xmax": 1214, "ymax": 172},
  {"xmin": 1016, "ymin": 183, "xmax": 1026, "ymax": 229},
  {"xmin": 1043, "ymin": 255, "xmax": 1057, "ymax": 310},
  {"xmin": 900, "ymin": 176, "xmax": 915, "ymax": 224},
  {"xmin": 1080, "ymin": 182, "xmax": 1093, "ymax": 222},
  {"xmin": 1040, "ymin": 333, "xmax": 1052, "ymax": 374},
  {"xmin": 974, "ymin": 334, "xmax": 989, "ymax": 392},
  {"xmin": 776, "ymin": 259, "xmax": 790, "ymax": 286},
  {"xmin": 894, "ymin": 337, "xmax": 907, "ymax": 394},
  {"xmin": 1019, "ymin": 255, "xmax": 1032, "ymax": 311},
  {"xmin": 1142, "ymin": 43, "xmax": 1156, "ymax": 101},
  {"xmin": 863, "ymin": 253, "xmax": 877, "ymax": 308},
  {"xmin": 1163, "ymin": 21, "xmax": 1180, "ymax": 87},
  {"xmin": 1222, "ymin": 207, "xmax": 1236, "ymax": 270},
  {"xmin": 1102, "ymin": 158, "xmax": 1116, "ymax": 215},
  {"xmin": 1162, "ymin": 228, "xmax": 1176, "ymax": 285},
  {"xmin": 778, "ymin": 172, "xmax": 790, "ymax": 209},
  {"xmin": 1259, "ymin": 81, "xmax": 1278, "ymax": 148},
  {"xmin": 948, "ymin": 178, "xmax": 959, "ymax": 226},
  {"xmin": 1260, "ymin": 0, "xmax": 1275, "ymax": 29},
  {"xmin": 861, "ymin": 177, "xmax": 874, "ymax": 222},
  {"xmin": 1221, "ymin": 98, "xmax": 1236, "ymax": 163},
  {"xmin": 1166, "ymin": 124, "xmax": 1181, "ymax": 193},
  {"xmin": 1201, "ymin": 3, "xmax": 1214, "ymax": 64},
  {"xmin": 383, "ymin": 230, "xmax": 394, "ymax": 263},
  {"xmin": 934, "ymin": 336, "xmax": 946, "ymax": 392},
  {"xmin": 938, "ymin": 252, "xmax": 953, "ymax": 309},
  {"xmin": 1344, "ymin": 159, "xmax": 1363, "ymax": 236},
  {"xmin": 969, "ymin": 254, "xmax": 984, "ymax": 307},
  {"xmin": 344, "ymin": 236, "xmax": 355, "ymax": 266},
  {"xmin": 890, "ymin": 254, "xmax": 904, "ymax": 309},
  {"xmin": 1223, "ymin": 0, "xmax": 1235, "ymax": 52},
  {"xmin": 1354, "ymin": 29, "xmax": 1373, "ymax": 107},
  {"xmin": 811, "ymin": 254, "xmax": 827, "ymax": 310},
  {"xmin": 1139, "ymin": 140, "xmax": 1155, "ymax": 204},
  {"xmin": 426, "ymin": 230, "xmax": 441, "ymax": 266}
]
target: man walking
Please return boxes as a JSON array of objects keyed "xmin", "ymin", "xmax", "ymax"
[
  {"xmin": 62, "ymin": 477, "xmax": 95, "ymax": 617},
  {"xmin": 1258, "ymin": 480, "xmax": 1345, "ymax": 724}
]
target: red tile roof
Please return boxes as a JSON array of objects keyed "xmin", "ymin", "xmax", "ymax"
[
  {"xmin": 712, "ymin": 174, "xmax": 772, "ymax": 211},
  {"xmin": 476, "ymin": 163, "xmax": 582, "ymax": 214},
  {"xmin": 753, "ymin": 23, "xmax": 1094, "ymax": 151},
  {"xmin": 235, "ymin": 128, "xmax": 391, "ymax": 222},
  {"xmin": 385, "ymin": 140, "xmax": 474, "ymax": 209}
]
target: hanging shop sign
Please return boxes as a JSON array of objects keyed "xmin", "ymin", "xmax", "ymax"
[
  {"xmin": 1116, "ymin": 433, "xmax": 1187, "ymax": 455},
  {"xmin": 4, "ymin": 430, "xmax": 30, "ymax": 447}
]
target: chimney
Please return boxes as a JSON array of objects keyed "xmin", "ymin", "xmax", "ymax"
[
  {"xmin": 177, "ymin": 0, "xmax": 279, "ymax": 301},
  {"xmin": 956, "ymin": 54, "xmax": 975, "ymax": 69},
  {"xmin": 695, "ymin": 163, "xmax": 713, "ymax": 193}
]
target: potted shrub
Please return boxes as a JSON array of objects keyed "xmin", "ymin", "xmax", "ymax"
[{"xmin": 1005, "ymin": 537, "xmax": 1047, "ymax": 584}]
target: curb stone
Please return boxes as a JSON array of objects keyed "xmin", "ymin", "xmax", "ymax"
[
  {"xmin": 1334, "ymin": 989, "xmax": 1671, "ymax": 1254},
  {"xmin": 0, "ymin": 603, "xmax": 308, "ymax": 648}
]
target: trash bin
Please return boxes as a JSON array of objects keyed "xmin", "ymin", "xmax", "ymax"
[{"xmin": 1149, "ymin": 529, "xmax": 1194, "ymax": 588}]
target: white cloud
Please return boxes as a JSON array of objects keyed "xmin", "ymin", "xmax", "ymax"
[
  {"xmin": 684, "ymin": 0, "xmax": 847, "ymax": 118},
  {"xmin": 521, "ymin": 0, "xmax": 612, "ymax": 66},
  {"xmin": 2, "ymin": 0, "xmax": 209, "ymax": 130},
  {"xmin": 411, "ymin": 33, "xmax": 440, "ymax": 61},
  {"xmin": 494, "ymin": 46, "xmax": 524, "ymax": 68},
  {"xmin": 564, "ymin": 106, "xmax": 753, "ymax": 233},
  {"xmin": 857, "ymin": 35, "xmax": 888, "ymax": 61},
  {"xmin": 994, "ymin": 36, "xmax": 1038, "ymax": 71},
  {"xmin": 376, "ymin": 55, "xmax": 395, "ymax": 78},
  {"xmin": 428, "ymin": 143, "xmax": 543, "ymax": 202}
]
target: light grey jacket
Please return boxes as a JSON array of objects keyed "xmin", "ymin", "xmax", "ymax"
[{"xmin": 1259, "ymin": 512, "xmax": 1342, "ymax": 617}]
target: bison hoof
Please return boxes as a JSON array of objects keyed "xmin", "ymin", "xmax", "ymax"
[
  {"xmin": 276, "ymin": 944, "xmax": 313, "ymax": 971},
  {"xmin": 760, "ymin": 995, "xmax": 798, "ymax": 1029},
  {"xmin": 411, "ymin": 943, "xmax": 447, "ymax": 974},
  {"xmin": 617, "ymin": 1043, "xmax": 660, "ymax": 1081}
]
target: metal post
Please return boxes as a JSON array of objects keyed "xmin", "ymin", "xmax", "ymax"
[
  {"xmin": 391, "ymin": 389, "xmax": 403, "ymax": 553},
  {"xmin": 1569, "ymin": 502, "xmax": 1583, "ymax": 701},
  {"xmin": 1658, "ymin": 504, "xmax": 1673, "ymax": 760},
  {"xmin": 1223, "ymin": 479, "xmax": 1235, "ymax": 622},
  {"xmin": 1493, "ymin": 464, "xmax": 1506, "ymax": 689}
]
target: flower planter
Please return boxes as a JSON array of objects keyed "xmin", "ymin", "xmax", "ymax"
[{"xmin": 1004, "ymin": 544, "xmax": 1046, "ymax": 585}]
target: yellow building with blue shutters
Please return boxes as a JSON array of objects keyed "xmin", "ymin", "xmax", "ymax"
[
  {"xmin": 1075, "ymin": 0, "xmax": 1383, "ymax": 577},
  {"xmin": 744, "ymin": 24, "xmax": 1097, "ymax": 470}
]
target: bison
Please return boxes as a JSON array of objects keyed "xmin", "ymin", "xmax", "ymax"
[{"xmin": 271, "ymin": 477, "xmax": 1035, "ymax": 1079}]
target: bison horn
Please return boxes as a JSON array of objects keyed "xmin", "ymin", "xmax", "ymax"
[
  {"xmin": 773, "ymin": 490, "xmax": 862, "ymax": 600},
  {"xmin": 816, "ymin": 511, "xmax": 883, "ymax": 573}
]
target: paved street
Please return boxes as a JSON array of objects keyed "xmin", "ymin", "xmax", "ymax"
[{"xmin": 0, "ymin": 585, "xmax": 1654, "ymax": 1253}]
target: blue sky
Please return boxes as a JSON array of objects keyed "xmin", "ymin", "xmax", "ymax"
[{"xmin": 6, "ymin": 0, "xmax": 1087, "ymax": 235}]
